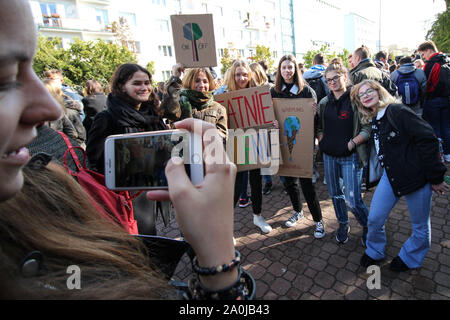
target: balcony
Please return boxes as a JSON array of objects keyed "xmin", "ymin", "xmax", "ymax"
[
  {"xmin": 38, "ymin": 15, "xmax": 114, "ymax": 34},
  {"xmin": 78, "ymin": 0, "xmax": 111, "ymax": 4}
]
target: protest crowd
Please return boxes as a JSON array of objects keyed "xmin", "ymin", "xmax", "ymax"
[{"xmin": 0, "ymin": 0, "xmax": 449, "ymax": 300}]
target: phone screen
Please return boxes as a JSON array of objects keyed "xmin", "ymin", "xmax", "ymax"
[{"xmin": 113, "ymin": 131, "xmax": 188, "ymax": 188}]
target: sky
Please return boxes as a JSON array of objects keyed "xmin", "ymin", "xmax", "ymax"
[{"xmin": 338, "ymin": 0, "xmax": 447, "ymax": 49}]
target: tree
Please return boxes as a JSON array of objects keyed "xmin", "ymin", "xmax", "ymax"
[
  {"xmin": 249, "ymin": 45, "xmax": 275, "ymax": 72},
  {"xmin": 303, "ymin": 44, "xmax": 351, "ymax": 69},
  {"xmin": 220, "ymin": 48, "xmax": 234, "ymax": 77},
  {"xmin": 426, "ymin": 5, "xmax": 450, "ymax": 53},
  {"xmin": 33, "ymin": 35, "xmax": 137, "ymax": 90}
]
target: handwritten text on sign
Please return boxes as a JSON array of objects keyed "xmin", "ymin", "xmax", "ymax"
[{"xmin": 214, "ymin": 85, "xmax": 275, "ymax": 129}]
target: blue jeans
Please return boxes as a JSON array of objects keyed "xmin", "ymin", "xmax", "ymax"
[
  {"xmin": 263, "ymin": 175, "xmax": 272, "ymax": 184},
  {"xmin": 423, "ymin": 96, "xmax": 450, "ymax": 154},
  {"xmin": 365, "ymin": 170, "xmax": 432, "ymax": 268},
  {"xmin": 323, "ymin": 153, "xmax": 368, "ymax": 227}
]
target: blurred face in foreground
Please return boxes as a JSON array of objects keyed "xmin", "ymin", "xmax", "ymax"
[{"xmin": 0, "ymin": 0, "xmax": 62, "ymax": 201}]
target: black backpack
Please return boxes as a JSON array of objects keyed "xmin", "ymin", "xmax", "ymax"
[
  {"xmin": 305, "ymin": 75, "xmax": 327, "ymax": 103},
  {"xmin": 437, "ymin": 60, "xmax": 450, "ymax": 97}
]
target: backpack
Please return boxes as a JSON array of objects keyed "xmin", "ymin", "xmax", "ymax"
[
  {"xmin": 438, "ymin": 60, "xmax": 450, "ymax": 97},
  {"xmin": 395, "ymin": 71, "xmax": 419, "ymax": 106},
  {"xmin": 305, "ymin": 74, "xmax": 327, "ymax": 103},
  {"xmin": 58, "ymin": 131, "xmax": 141, "ymax": 234}
]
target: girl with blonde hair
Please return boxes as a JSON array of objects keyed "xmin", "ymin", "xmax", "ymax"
[{"xmin": 351, "ymin": 79, "xmax": 448, "ymax": 271}]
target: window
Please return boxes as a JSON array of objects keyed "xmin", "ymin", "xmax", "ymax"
[
  {"xmin": 119, "ymin": 12, "xmax": 137, "ymax": 28},
  {"xmin": 127, "ymin": 41, "xmax": 141, "ymax": 54},
  {"xmin": 96, "ymin": 9, "xmax": 109, "ymax": 28},
  {"xmin": 158, "ymin": 45, "xmax": 173, "ymax": 57},
  {"xmin": 202, "ymin": 3, "xmax": 208, "ymax": 12},
  {"xmin": 162, "ymin": 71, "xmax": 171, "ymax": 81},
  {"xmin": 40, "ymin": 2, "xmax": 59, "ymax": 26},
  {"xmin": 156, "ymin": 19, "xmax": 170, "ymax": 32},
  {"xmin": 152, "ymin": 0, "xmax": 166, "ymax": 5}
]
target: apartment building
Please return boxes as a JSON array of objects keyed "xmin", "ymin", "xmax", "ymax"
[{"xmin": 28, "ymin": 0, "xmax": 377, "ymax": 81}]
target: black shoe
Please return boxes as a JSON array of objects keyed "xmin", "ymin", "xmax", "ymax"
[
  {"xmin": 360, "ymin": 253, "xmax": 381, "ymax": 268},
  {"xmin": 389, "ymin": 256, "xmax": 411, "ymax": 272},
  {"xmin": 262, "ymin": 182, "xmax": 272, "ymax": 195},
  {"xmin": 335, "ymin": 223, "xmax": 350, "ymax": 244},
  {"xmin": 361, "ymin": 226, "xmax": 368, "ymax": 247}
]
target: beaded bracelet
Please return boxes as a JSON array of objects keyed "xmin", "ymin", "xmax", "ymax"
[
  {"xmin": 188, "ymin": 265, "xmax": 254, "ymax": 300},
  {"xmin": 192, "ymin": 250, "xmax": 241, "ymax": 276}
]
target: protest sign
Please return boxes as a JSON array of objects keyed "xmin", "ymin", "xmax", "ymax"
[
  {"xmin": 170, "ymin": 14, "xmax": 217, "ymax": 67},
  {"xmin": 272, "ymin": 98, "xmax": 314, "ymax": 178},
  {"xmin": 215, "ymin": 85, "xmax": 278, "ymax": 172}
]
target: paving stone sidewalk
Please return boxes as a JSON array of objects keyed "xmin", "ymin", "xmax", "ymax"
[{"xmin": 157, "ymin": 162, "xmax": 450, "ymax": 300}]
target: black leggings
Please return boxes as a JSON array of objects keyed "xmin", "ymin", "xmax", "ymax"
[
  {"xmin": 284, "ymin": 176, "xmax": 322, "ymax": 222},
  {"xmin": 234, "ymin": 169, "xmax": 262, "ymax": 215}
]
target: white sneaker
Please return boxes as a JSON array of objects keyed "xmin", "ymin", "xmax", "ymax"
[
  {"xmin": 233, "ymin": 237, "xmax": 236, "ymax": 246},
  {"xmin": 253, "ymin": 214, "xmax": 272, "ymax": 233},
  {"xmin": 285, "ymin": 211, "xmax": 304, "ymax": 227},
  {"xmin": 444, "ymin": 154, "xmax": 450, "ymax": 163},
  {"xmin": 314, "ymin": 220, "xmax": 325, "ymax": 239}
]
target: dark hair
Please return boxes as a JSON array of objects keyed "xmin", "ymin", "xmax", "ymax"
[
  {"xmin": 85, "ymin": 79, "xmax": 104, "ymax": 95},
  {"xmin": 399, "ymin": 56, "xmax": 412, "ymax": 65},
  {"xmin": 258, "ymin": 60, "xmax": 268, "ymax": 72},
  {"xmin": 274, "ymin": 55, "xmax": 304, "ymax": 94},
  {"xmin": 110, "ymin": 63, "xmax": 159, "ymax": 108},
  {"xmin": 313, "ymin": 53, "xmax": 325, "ymax": 65},
  {"xmin": 374, "ymin": 51, "xmax": 387, "ymax": 60},
  {"xmin": 354, "ymin": 45, "xmax": 371, "ymax": 60},
  {"xmin": 389, "ymin": 64, "xmax": 397, "ymax": 73},
  {"xmin": 418, "ymin": 40, "xmax": 438, "ymax": 52}
]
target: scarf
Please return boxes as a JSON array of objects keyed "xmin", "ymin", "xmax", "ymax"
[
  {"xmin": 106, "ymin": 94, "xmax": 163, "ymax": 133},
  {"xmin": 179, "ymin": 89, "xmax": 213, "ymax": 118}
]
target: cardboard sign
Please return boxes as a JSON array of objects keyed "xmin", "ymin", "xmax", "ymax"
[
  {"xmin": 170, "ymin": 14, "xmax": 217, "ymax": 67},
  {"xmin": 226, "ymin": 124, "xmax": 278, "ymax": 172},
  {"xmin": 214, "ymin": 85, "xmax": 277, "ymax": 172},
  {"xmin": 272, "ymin": 98, "xmax": 314, "ymax": 178},
  {"xmin": 214, "ymin": 85, "xmax": 275, "ymax": 129}
]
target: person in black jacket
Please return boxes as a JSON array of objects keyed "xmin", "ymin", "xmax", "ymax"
[
  {"xmin": 82, "ymin": 79, "xmax": 107, "ymax": 138},
  {"xmin": 271, "ymin": 55, "xmax": 325, "ymax": 239},
  {"xmin": 417, "ymin": 40, "xmax": 450, "ymax": 163},
  {"xmin": 86, "ymin": 64, "xmax": 167, "ymax": 174},
  {"xmin": 86, "ymin": 63, "xmax": 168, "ymax": 236},
  {"xmin": 351, "ymin": 79, "xmax": 449, "ymax": 272}
]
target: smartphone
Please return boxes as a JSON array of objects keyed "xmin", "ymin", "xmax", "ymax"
[{"xmin": 104, "ymin": 129, "xmax": 203, "ymax": 191}]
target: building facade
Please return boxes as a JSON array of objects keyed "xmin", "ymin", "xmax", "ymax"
[{"xmin": 29, "ymin": 0, "xmax": 380, "ymax": 81}]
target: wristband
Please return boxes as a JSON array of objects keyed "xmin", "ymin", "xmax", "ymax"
[
  {"xmin": 192, "ymin": 250, "xmax": 241, "ymax": 276},
  {"xmin": 188, "ymin": 266, "xmax": 255, "ymax": 300},
  {"xmin": 350, "ymin": 139, "xmax": 356, "ymax": 150}
]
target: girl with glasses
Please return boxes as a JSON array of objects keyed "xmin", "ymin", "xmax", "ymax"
[
  {"xmin": 351, "ymin": 79, "xmax": 448, "ymax": 271},
  {"xmin": 317, "ymin": 59, "xmax": 370, "ymax": 245}
]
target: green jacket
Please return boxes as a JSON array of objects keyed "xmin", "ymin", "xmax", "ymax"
[{"xmin": 317, "ymin": 94, "xmax": 371, "ymax": 167}]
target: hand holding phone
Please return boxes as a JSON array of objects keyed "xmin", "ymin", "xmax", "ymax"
[
  {"xmin": 147, "ymin": 118, "xmax": 238, "ymax": 291},
  {"xmin": 104, "ymin": 129, "xmax": 203, "ymax": 191}
]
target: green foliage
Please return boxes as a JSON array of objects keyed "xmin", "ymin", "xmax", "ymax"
[
  {"xmin": 303, "ymin": 44, "xmax": 351, "ymax": 69},
  {"xmin": 33, "ymin": 35, "xmax": 137, "ymax": 91},
  {"xmin": 220, "ymin": 48, "xmax": 234, "ymax": 77},
  {"xmin": 250, "ymin": 45, "xmax": 274, "ymax": 72},
  {"xmin": 426, "ymin": 7, "xmax": 450, "ymax": 53}
]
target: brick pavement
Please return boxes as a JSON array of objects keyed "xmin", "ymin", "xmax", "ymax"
[{"xmin": 157, "ymin": 162, "xmax": 450, "ymax": 300}]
